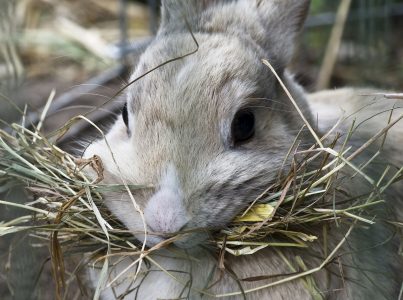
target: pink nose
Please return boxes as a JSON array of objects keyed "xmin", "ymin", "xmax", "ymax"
[{"xmin": 144, "ymin": 186, "xmax": 189, "ymax": 236}]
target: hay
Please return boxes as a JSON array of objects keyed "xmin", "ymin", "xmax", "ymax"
[{"xmin": 1, "ymin": 88, "xmax": 402, "ymax": 299}]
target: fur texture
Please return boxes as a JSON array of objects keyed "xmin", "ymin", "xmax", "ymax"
[{"xmin": 84, "ymin": 1, "xmax": 402, "ymax": 299}]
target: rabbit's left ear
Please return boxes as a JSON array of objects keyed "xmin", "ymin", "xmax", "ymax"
[{"xmin": 253, "ymin": 0, "xmax": 311, "ymax": 65}]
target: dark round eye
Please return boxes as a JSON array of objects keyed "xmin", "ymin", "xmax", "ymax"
[
  {"xmin": 231, "ymin": 109, "xmax": 255, "ymax": 145},
  {"xmin": 122, "ymin": 102, "xmax": 129, "ymax": 127}
]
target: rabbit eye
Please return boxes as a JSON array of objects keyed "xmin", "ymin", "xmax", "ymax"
[
  {"xmin": 231, "ymin": 109, "xmax": 255, "ymax": 145},
  {"xmin": 122, "ymin": 102, "xmax": 129, "ymax": 128}
]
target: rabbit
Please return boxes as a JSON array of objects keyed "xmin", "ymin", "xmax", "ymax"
[{"xmin": 83, "ymin": 0, "xmax": 403, "ymax": 299}]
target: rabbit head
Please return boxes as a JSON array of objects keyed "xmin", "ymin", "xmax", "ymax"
[{"xmin": 84, "ymin": 0, "xmax": 313, "ymax": 248}]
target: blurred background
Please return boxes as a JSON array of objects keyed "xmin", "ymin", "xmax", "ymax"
[{"xmin": 0, "ymin": 0, "xmax": 402, "ymax": 299}]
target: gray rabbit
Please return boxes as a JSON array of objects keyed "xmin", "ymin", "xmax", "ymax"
[{"xmin": 84, "ymin": 1, "xmax": 403, "ymax": 299}]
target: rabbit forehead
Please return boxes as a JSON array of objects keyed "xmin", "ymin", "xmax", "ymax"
[
  {"xmin": 128, "ymin": 33, "xmax": 267, "ymax": 113},
  {"xmin": 123, "ymin": 34, "xmax": 269, "ymax": 172}
]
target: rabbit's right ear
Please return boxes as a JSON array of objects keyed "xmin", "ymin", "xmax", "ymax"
[{"xmin": 160, "ymin": 0, "xmax": 222, "ymax": 30}]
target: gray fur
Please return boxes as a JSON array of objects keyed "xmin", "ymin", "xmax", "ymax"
[{"xmin": 84, "ymin": 1, "xmax": 402, "ymax": 299}]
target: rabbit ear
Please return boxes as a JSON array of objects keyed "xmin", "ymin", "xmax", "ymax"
[
  {"xmin": 160, "ymin": 1, "xmax": 212, "ymax": 28},
  {"xmin": 253, "ymin": 0, "xmax": 311, "ymax": 65},
  {"xmin": 158, "ymin": 0, "xmax": 310, "ymax": 66},
  {"xmin": 256, "ymin": 0, "xmax": 310, "ymax": 32}
]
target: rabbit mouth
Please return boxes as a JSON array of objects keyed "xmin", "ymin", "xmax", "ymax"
[
  {"xmin": 139, "ymin": 225, "xmax": 215, "ymax": 250},
  {"xmin": 173, "ymin": 231, "xmax": 211, "ymax": 249}
]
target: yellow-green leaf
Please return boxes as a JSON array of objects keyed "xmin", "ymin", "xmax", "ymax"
[{"xmin": 235, "ymin": 204, "xmax": 275, "ymax": 222}]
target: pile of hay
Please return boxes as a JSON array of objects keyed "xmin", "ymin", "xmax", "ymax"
[{"xmin": 1, "ymin": 86, "xmax": 402, "ymax": 298}]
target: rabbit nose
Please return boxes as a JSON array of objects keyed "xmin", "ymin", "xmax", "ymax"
[
  {"xmin": 143, "ymin": 164, "xmax": 189, "ymax": 238},
  {"xmin": 144, "ymin": 187, "xmax": 188, "ymax": 235}
]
